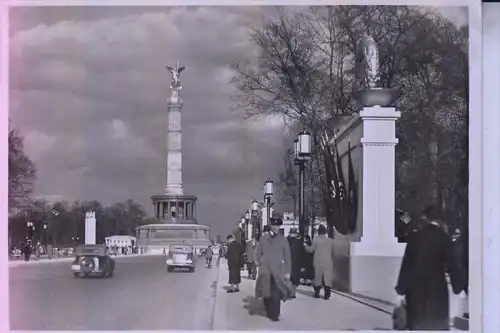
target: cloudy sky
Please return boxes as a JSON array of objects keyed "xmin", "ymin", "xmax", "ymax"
[{"xmin": 9, "ymin": 5, "xmax": 467, "ymax": 237}]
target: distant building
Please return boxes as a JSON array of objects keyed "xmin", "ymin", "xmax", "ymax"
[
  {"xmin": 105, "ymin": 235, "xmax": 136, "ymax": 247},
  {"xmin": 279, "ymin": 212, "xmax": 326, "ymax": 237}
]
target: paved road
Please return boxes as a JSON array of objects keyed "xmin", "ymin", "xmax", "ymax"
[{"xmin": 10, "ymin": 255, "xmax": 219, "ymax": 330}]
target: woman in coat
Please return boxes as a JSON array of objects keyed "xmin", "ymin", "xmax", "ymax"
[
  {"xmin": 395, "ymin": 206, "xmax": 463, "ymax": 330},
  {"xmin": 304, "ymin": 225, "xmax": 335, "ymax": 299}
]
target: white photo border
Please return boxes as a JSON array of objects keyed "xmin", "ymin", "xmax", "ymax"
[
  {"xmin": 482, "ymin": 3, "xmax": 500, "ymax": 333},
  {"xmin": 0, "ymin": 1, "xmax": 484, "ymax": 333}
]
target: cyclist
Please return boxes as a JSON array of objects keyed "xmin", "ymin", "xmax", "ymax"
[{"xmin": 205, "ymin": 244, "xmax": 214, "ymax": 267}]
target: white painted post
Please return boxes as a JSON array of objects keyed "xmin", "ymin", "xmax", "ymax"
[
  {"xmin": 85, "ymin": 211, "xmax": 96, "ymax": 245},
  {"xmin": 349, "ymin": 107, "xmax": 406, "ymax": 304}
]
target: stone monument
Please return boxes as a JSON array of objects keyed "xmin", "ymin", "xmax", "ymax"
[
  {"xmin": 349, "ymin": 34, "xmax": 405, "ymax": 303},
  {"xmin": 136, "ymin": 60, "xmax": 210, "ymax": 254},
  {"xmin": 85, "ymin": 211, "xmax": 96, "ymax": 245}
]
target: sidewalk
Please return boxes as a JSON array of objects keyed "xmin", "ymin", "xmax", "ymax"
[{"xmin": 212, "ymin": 259, "xmax": 391, "ymax": 330}]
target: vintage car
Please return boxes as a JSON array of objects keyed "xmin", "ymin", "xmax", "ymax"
[
  {"xmin": 166, "ymin": 245, "xmax": 195, "ymax": 272},
  {"xmin": 71, "ymin": 244, "xmax": 115, "ymax": 278}
]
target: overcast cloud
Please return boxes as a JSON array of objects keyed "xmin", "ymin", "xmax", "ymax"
[
  {"xmin": 8, "ymin": 5, "xmax": 467, "ymax": 237},
  {"xmin": 9, "ymin": 6, "xmax": 291, "ymax": 237}
]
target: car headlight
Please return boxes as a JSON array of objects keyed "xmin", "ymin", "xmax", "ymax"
[
  {"xmin": 166, "ymin": 259, "xmax": 173, "ymax": 264},
  {"xmin": 186, "ymin": 259, "xmax": 192, "ymax": 264}
]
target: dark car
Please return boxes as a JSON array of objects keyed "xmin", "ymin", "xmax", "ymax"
[{"xmin": 71, "ymin": 244, "xmax": 115, "ymax": 278}]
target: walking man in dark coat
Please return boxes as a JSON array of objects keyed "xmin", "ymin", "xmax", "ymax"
[
  {"xmin": 287, "ymin": 228, "xmax": 302, "ymax": 297},
  {"xmin": 255, "ymin": 218, "xmax": 292, "ymax": 322},
  {"xmin": 225, "ymin": 235, "xmax": 243, "ymax": 293},
  {"xmin": 395, "ymin": 206, "xmax": 463, "ymax": 330},
  {"xmin": 23, "ymin": 243, "xmax": 31, "ymax": 262}
]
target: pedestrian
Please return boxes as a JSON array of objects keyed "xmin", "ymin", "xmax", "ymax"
[
  {"xmin": 225, "ymin": 234, "xmax": 244, "ymax": 293},
  {"xmin": 395, "ymin": 205, "xmax": 463, "ymax": 330},
  {"xmin": 35, "ymin": 242, "xmax": 41, "ymax": 260},
  {"xmin": 286, "ymin": 228, "xmax": 302, "ymax": 297},
  {"xmin": 23, "ymin": 243, "xmax": 31, "ymax": 262},
  {"xmin": 205, "ymin": 244, "xmax": 214, "ymax": 267},
  {"xmin": 245, "ymin": 238, "xmax": 258, "ymax": 280},
  {"xmin": 254, "ymin": 217, "xmax": 293, "ymax": 322},
  {"xmin": 262, "ymin": 225, "xmax": 270, "ymax": 236},
  {"xmin": 304, "ymin": 225, "xmax": 335, "ymax": 299},
  {"xmin": 301, "ymin": 234, "xmax": 315, "ymax": 285}
]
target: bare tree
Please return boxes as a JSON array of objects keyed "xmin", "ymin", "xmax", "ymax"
[{"xmin": 232, "ymin": 6, "xmax": 468, "ymax": 229}]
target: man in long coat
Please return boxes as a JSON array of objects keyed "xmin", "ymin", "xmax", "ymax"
[
  {"xmin": 255, "ymin": 218, "xmax": 293, "ymax": 322},
  {"xmin": 225, "ymin": 235, "xmax": 244, "ymax": 293},
  {"xmin": 287, "ymin": 228, "xmax": 303, "ymax": 297},
  {"xmin": 395, "ymin": 206, "xmax": 463, "ymax": 330},
  {"xmin": 304, "ymin": 225, "xmax": 335, "ymax": 299}
]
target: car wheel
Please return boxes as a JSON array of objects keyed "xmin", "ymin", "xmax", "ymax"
[
  {"xmin": 167, "ymin": 266, "xmax": 173, "ymax": 272},
  {"xmin": 73, "ymin": 273, "xmax": 79, "ymax": 278},
  {"xmin": 108, "ymin": 270, "xmax": 114, "ymax": 277}
]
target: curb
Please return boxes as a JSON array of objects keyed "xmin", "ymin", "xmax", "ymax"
[
  {"xmin": 211, "ymin": 257, "xmax": 225, "ymax": 330},
  {"xmin": 9, "ymin": 253, "xmax": 164, "ymax": 267}
]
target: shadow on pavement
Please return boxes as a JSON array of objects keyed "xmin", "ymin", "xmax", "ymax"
[{"xmin": 242, "ymin": 296, "xmax": 267, "ymax": 318}]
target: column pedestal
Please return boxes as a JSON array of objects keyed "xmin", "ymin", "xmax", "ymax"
[
  {"xmin": 349, "ymin": 106, "xmax": 405, "ymax": 304},
  {"xmin": 85, "ymin": 212, "xmax": 96, "ymax": 245}
]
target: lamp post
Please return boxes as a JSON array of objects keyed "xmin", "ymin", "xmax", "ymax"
[
  {"xmin": 244, "ymin": 210, "xmax": 251, "ymax": 242},
  {"xmin": 251, "ymin": 200, "xmax": 259, "ymax": 240},
  {"xmin": 294, "ymin": 130, "xmax": 312, "ymax": 239},
  {"xmin": 71, "ymin": 236, "xmax": 80, "ymax": 248},
  {"xmin": 46, "ymin": 209, "xmax": 59, "ymax": 260},
  {"xmin": 26, "ymin": 222, "xmax": 35, "ymax": 242},
  {"xmin": 264, "ymin": 179, "xmax": 274, "ymax": 229},
  {"xmin": 43, "ymin": 224, "xmax": 47, "ymax": 246},
  {"xmin": 240, "ymin": 217, "xmax": 246, "ymax": 244}
]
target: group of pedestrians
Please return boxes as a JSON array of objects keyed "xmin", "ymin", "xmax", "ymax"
[{"xmin": 223, "ymin": 218, "xmax": 336, "ymax": 323}]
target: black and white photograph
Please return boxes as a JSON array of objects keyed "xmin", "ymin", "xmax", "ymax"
[{"xmin": 6, "ymin": 2, "xmax": 481, "ymax": 331}]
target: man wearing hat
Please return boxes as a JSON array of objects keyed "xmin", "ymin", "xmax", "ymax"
[
  {"xmin": 304, "ymin": 224, "xmax": 335, "ymax": 299},
  {"xmin": 255, "ymin": 217, "xmax": 293, "ymax": 322}
]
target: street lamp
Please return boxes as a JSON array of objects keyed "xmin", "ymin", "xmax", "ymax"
[
  {"xmin": 43, "ymin": 224, "xmax": 48, "ymax": 246},
  {"xmin": 251, "ymin": 200, "xmax": 260, "ymax": 240},
  {"xmin": 251, "ymin": 200, "xmax": 259, "ymax": 212},
  {"xmin": 295, "ymin": 130, "xmax": 312, "ymax": 239},
  {"xmin": 244, "ymin": 210, "xmax": 252, "ymax": 242},
  {"xmin": 239, "ymin": 217, "xmax": 246, "ymax": 244},
  {"xmin": 26, "ymin": 221, "xmax": 35, "ymax": 241},
  {"xmin": 264, "ymin": 179, "xmax": 274, "ymax": 228}
]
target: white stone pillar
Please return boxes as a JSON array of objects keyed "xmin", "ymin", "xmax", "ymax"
[
  {"xmin": 165, "ymin": 92, "xmax": 184, "ymax": 196},
  {"xmin": 85, "ymin": 211, "xmax": 96, "ymax": 245},
  {"xmin": 349, "ymin": 106, "xmax": 405, "ymax": 304}
]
